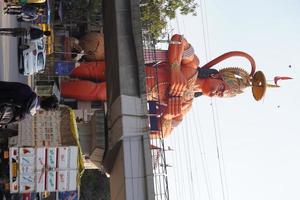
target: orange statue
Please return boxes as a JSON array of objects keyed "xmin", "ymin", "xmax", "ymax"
[{"xmin": 61, "ymin": 34, "xmax": 291, "ymax": 137}]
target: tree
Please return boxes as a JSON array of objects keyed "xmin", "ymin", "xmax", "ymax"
[
  {"xmin": 140, "ymin": 0, "xmax": 198, "ymax": 40},
  {"xmin": 80, "ymin": 169, "xmax": 110, "ymax": 200}
]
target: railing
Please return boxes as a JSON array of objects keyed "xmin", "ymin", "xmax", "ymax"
[{"xmin": 143, "ymin": 38, "xmax": 170, "ymax": 200}]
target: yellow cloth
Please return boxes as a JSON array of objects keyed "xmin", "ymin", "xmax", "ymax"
[{"xmin": 68, "ymin": 108, "xmax": 85, "ymax": 179}]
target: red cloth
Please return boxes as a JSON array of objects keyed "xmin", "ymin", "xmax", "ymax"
[
  {"xmin": 61, "ymin": 80, "xmax": 106, "ymax": 101},
  {"xmin": 69, "ymin": 61, "xmax": 106, "ymax": 81}
]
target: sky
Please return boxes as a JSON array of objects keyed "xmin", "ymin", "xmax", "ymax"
[{"xmin": 164, "ymin": 1, "xmax": 300, "ymax": 200}]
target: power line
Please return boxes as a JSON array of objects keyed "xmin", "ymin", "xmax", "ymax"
[
  {"xmin": 175, "ymin": 14, "xmax": 182, "ymax": 34},
  {"xmin": 199, "ymin": 0, "xmax": 209, "ymax": 62},
  {"xmin": 195, "ymin": 105, "xmax": 215, "ymax": 200},
  {"xmin": 200, "ymin": 0, "xmax": 230, "ymax": 199},
  {"xmin": 203, "ymin": 0, "xmax": 212, "ymax": 58},
  {"xmin": 214, "ymin": 99, "xmax": 230, "ymax": 200},
  {"xmin": 184, "ymin": 115, "xmax": 196, "ymax": 200},
  {"xmin": 191, "ymin": 105, "xmax": 214, "ymax": 200}
]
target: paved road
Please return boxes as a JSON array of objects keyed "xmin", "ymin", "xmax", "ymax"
[{"xmin": 0, "ymin": 1, "xmax": 27, "ymax": 83}]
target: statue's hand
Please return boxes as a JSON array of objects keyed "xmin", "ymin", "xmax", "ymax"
[
  {"xmin": 170, "ymin": 70, "xmax": 187, "ymax": 96},
  {"xmin": 163, "ymin": 97, "xmax": 182, "ymax": 120}
]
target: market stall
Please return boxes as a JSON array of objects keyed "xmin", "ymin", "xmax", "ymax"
[{"xmin": 8, "ymin": 106, "xmax": 84, "ymax": 197}]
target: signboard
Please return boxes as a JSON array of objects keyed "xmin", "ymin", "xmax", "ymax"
[
  {"xmin": 58, "ymin": 191, "xmax": 79, "ymax": 200},
  {"xmin": 9, "ymin": 146, "xmax": 79, "ymax": 193},
  {"xmin": 18, "ymin": 110, "xmax": 61, "ymax": 147},
  {"xmin": 54, "ymin": 61, "xmax": 75, "ymax": 76}
]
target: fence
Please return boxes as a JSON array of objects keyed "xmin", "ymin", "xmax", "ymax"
[{"xmin": 143, "ymin": 37, "xmax": 170, "ymax": 200}]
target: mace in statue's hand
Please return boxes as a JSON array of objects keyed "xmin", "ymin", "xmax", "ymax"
[{"xmin": 163, "ymin": 96, "xmax": 183, "ymax": 120}]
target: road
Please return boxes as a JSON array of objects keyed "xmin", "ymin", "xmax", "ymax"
[{"xmin": 0, "ymin": 1, "xmax": 27, "ymax": 83}]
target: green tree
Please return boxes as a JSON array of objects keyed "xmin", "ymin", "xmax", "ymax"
[
  {"xmin": 140, "ymin": 0, "xmax": 198, "ymax": 40},
  {"xmin": 80, "ymin": 170, "xmax": 110, "ymax": 200}
]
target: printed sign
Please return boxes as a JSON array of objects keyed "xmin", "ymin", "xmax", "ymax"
[
  {"xmin": 36, "ymin": 147, "xmax": 46, "ymax": 171},
  {"xmin": 46, "ymin": 170, "xmax": 57, "ymax": 192},
  {"xmin": 57, "ymin": 170, "xmax": 68, "ymax": 191},
  {"xmin": 58, "ymin": 147, "xmax": 68, "ymax": 169},
  {"xmin": 19, "ymin": 148, "xmax": 35, "ymax": 157},
  {"xmin": 47, "ymin": 147, "xmax": 57, "ymax": 169},
  {"xmin": 36, "ymin": 171, "xmax": 45, "ymax": 192},
  {"xmin": 68, "ymin": 146, "xmax": 78, "ymax": 169}
]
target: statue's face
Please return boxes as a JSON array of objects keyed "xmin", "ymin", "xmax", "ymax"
[
  {"xmin": 202, "ymin": 78, "xmax": 228, "ymax": 97},
  {"xmin": 79, "ymin": 32, "xmax": 105, "ymax": 61}
]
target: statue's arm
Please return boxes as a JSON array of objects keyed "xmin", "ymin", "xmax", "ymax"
[
  {"xmin": 168, "ymin": 34, "xmax": 198, "ymax": 66},
  {"xmin": 168, "ymin": 34, "xmax": 185, "ymax": 68},
  {"xmin": 168, "ymin": 34, "xmax": 198, "ymax": 96},
  {"xmin": 168, "ymin": 34, "xmax": 188, "ymax": 97}
]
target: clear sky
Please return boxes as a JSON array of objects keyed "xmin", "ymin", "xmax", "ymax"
[{"xmin": 164, "ymin": 1, "xmax": 300, "ymax": 200}]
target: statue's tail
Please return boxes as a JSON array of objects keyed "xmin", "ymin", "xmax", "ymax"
[{"xmin": 200, "ymin": 51, "xmax": 256, "ymax": 76}]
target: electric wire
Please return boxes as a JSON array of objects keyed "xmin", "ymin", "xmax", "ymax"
[
  {"xmin": 163, "ymin": 19, "xmax": 184, "ymax": 200},
  {"xmin": 189, "ymin": 119, "xmax": 202, "ymax": 199},
  {"xmin": 145, "ymin": 39, "xmax": 170, "ymax": 200},
  {"xmin": 199, "ymin": 0, "xmax": 209, "ymax": 61},
  {"xmin": 184, "ymin": 114, "xmax": 196, "ymax": 200},
  {"xmin": 171, "ymin": 2, "xmax": 216, "ymax": 200},
  {"xmin": 153, "ymin": 44, "xmax": 170, "ymax": 200},
  {"xmin": 175, "ymin": 15, "xmax": 182, "ymax": 34},
  {"xmin": 170, "ymin": 135, "xmax": 181, "ymax": 200},
  {"xmin": 175, "ymin": 128, "xmax": 186, "ymax": 200},
  {"xmin": 199, "ymin": 1, "xmax": 225, "ymax": 199},
  {"xmin": 180, "ymin": 14, "xmax": 197, "ymax": 200},
  {"xmin": 210, "ymin": 100, "xmax": 227, "ymax": 200},
  {"xmin": 192, "ymin": 105, "xmax": 214, "ymax": 200},
  {"xmin": 164, "ymin": 2, "xmax": 232, "ymax": 200},
  {"xmin": 200, "ymin": 0, "xmax": 230, "ymax": 199},
  {"xmin": 214, "ymin": 99, "xmax": 230, "ymax": 200},
  {"xmin": 203, "ymin": 0, "xmax": 212, "ymax": 57},
  {"xmin": 200, "ymin": 2, "xmax": 228, "ymax": 200}
]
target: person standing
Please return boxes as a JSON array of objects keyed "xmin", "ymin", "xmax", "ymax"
[
  {"xmin": 0, "ymin": 81, "xmax": 58, "ymax": 126},
  {"xmin": 0, "ymin": 25, "xmax": 51, "ymax": 39}
]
